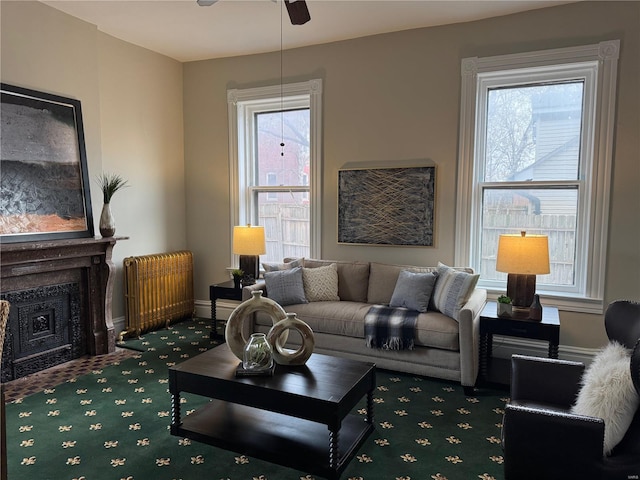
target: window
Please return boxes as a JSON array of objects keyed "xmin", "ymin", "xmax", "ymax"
[
  {"xmin": 228, "ymin": 79, "xmax": 322, "ymax": 265},
  {"xmin": 266, "ymin": 172, "xmax": 278, "ymax": 201},
  {"xmin": 456, "ymin": 41, "xmax": 619, "ymax": 313}
]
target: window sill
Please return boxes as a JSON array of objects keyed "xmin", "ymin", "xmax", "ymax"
[{"xmin": 485, "ymin": 289, "xmax": 604, "ymax": 315}]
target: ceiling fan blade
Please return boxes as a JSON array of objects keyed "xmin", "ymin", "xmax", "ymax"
[{"xmin": 284, "ymin": 0, "xmax": 311, "ymax": 25}]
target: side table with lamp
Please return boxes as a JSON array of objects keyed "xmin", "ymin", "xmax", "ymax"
[
  {"xmin": 210, "ymin": 224, "xmax": 267, "ymax": 340},
  {"xmin": 479, "ymin": 231, "xmax": 560, "ymax": 387}
]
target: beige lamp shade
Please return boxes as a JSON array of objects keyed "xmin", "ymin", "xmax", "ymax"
[
  {"xmin": 233, "ymin": 225, "xmax": 266, "ymax": 255},
  {"xmin": 496, "ymin": 232, "xmax": 550, "ymax": 275}
]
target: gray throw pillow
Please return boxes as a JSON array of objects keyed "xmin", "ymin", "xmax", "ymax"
[
  {"xmin": 264, "ymin": 266, "xmax": 308, "ymax": 306},
  {"xmin": 389, "ymin": 270, "xmax": 437, "ymax": 312},
  {"xmin": 262, "ymin": 258, "xmax": 303, "ymax": 272}
]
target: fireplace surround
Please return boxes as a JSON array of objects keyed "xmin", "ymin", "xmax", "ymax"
[{"xmin": 0, "ymin": 237, "xmax": 124, "ymax": 382}]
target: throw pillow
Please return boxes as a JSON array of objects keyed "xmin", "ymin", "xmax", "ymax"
[
  {"xmin": 263, "ymin": 267, "xmax": 308, "ymax": 306},
  {"xmin": 389, "ymin": 270, "xmax": 437, "ymax": 312},
  {"xmin": 571, "ymin": 341, "xmax": 639, "ymax": 455},
  {"xmin": 262, "ymin": 258, "xmax": 303, "ymax": 273},
  {"xmin": 302, "ymin": 263, "xmax": 340, "ymax": 302},
  {"xmin": 431, "ymin": 262, "xmax": 480, "ymax": 320}
]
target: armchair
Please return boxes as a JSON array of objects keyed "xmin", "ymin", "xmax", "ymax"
[{"xmin": 502, "ymin": 300, "xmax": 640, "ymax": 480}]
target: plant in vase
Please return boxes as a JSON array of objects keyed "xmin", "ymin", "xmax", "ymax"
[
  {"xmin": 231, "ymin": 269, "xmax": 244, "ymax": 289},
  {"xmin": 497, "ymin": 295, "xmax": 512, "ymax": 317},
  {"xmin": 96, "ymin": 172, "xmax": 129, "ymax": 237}
]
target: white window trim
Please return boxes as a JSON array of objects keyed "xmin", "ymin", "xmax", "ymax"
[
  {"xmin": 455, "ymin": 41, "xmax": 619, "ymax": 314},
  {"xmin": 227, "ymin": 79, "xmax": 322, "ymax": 266}
]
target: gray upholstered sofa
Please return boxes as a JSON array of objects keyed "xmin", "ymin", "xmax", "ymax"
[{"xmin": 242, "ymin": 258, "xmax": 487, "ymax": 394}]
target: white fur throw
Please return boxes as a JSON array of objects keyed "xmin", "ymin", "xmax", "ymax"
[{"xmin": 571, "ymin": 342, "xmax": 640, "ymax": 455}]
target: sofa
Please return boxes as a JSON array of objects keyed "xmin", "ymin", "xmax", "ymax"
[{"xmin": 242, "ymin": 258, "xmax": 487, "ymax": 394}]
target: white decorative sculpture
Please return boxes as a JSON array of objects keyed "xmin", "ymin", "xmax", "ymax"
[
  {"xmin": 224, "ymin": 290, "xmax": 315, "ymax": 366},
  {"xmin": 267, "ymin": 312, "xmax": 315, "ymax": 366},
  {"xmin": 225, "ymin": 290, "xmax": 287, "ymax": 361}
]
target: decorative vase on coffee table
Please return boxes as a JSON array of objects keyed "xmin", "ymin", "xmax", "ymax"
[{"xmin": 242, "ymin": 332, "xmax": 274, "ymax": 372}]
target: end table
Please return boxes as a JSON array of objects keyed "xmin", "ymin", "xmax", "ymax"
[
  {"xmin": 479, "ymin": 301, "xmax": 560, "ymax": 387},
  {"xmin": 209, "ymin": 280, "xmax": 243, "ymax": 340}
]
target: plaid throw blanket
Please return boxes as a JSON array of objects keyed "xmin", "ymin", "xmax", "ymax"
[{"xmin": 365, "ymin": 305, "xmax": 418, "ymax": 351}]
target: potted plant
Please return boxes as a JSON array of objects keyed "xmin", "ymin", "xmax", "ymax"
[
  {"xmin": 96, "ymin": 172, "xmax": 129, "ymax": 237},
  {"xmin": 497, "ymin": 295, "xmax": 512, "ymax": 317},
  {"xmin": 231, "ymin": 269, "xmax": 244, "ymax": 289}
]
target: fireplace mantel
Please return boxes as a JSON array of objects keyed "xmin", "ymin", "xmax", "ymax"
[{"xmin": 1, "ymin": 236, "xmax": 127, "ymax": 358}]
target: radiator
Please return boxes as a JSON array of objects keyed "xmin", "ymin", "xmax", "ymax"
[{"xmin": 120, "ymin": 250, "xmax": 195, "ymax": 341}]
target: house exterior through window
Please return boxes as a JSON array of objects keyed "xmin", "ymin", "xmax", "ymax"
[
  {"xmin": 455, "ymin": 41, "xmax": 619, "ymax": 313},
  {"xmin": 228, "ymin": 79, "xmax": 322, "ymax": 267}
]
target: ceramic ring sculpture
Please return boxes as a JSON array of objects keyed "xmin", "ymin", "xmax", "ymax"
[
  {"xmin": 267, "ymin": 312, "xmax": 315, "ymax": 366},
  {"xmin": 225, "ymin": 290, "xmax": 288, "ymax": 361}
]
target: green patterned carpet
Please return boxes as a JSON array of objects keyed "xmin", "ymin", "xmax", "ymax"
[{"xmin": 5, "ymin": 318, "xmax": 507, "ymax": 480}]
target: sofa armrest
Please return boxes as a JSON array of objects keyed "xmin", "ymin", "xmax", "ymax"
[
  {"xmin": 242, "ymin": 281, "xmax": 266, "ymax": 301},
  {"xmin": 457, "ymin": 288, "xmax": 487, "ymax": 388}
]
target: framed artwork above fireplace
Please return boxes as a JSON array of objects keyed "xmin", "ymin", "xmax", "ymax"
[{"xmin": 0, "ymin": 83, "xmax": 94, "ymax": 243}]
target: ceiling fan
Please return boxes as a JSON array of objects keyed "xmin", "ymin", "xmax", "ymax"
[{"xmin": 196, "ymin": 0, "xmax": 310, "ymax": 25}]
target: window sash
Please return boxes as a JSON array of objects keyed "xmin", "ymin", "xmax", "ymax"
[
  {"xmin": 455, "ymin": 41, "xmax": 619, "ymax": 314},
  {"xmin": 228, "ymin": 79, "xmax": 323, "ymax": 268}
]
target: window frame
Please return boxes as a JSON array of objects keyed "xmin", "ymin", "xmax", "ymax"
[
  {"xmin": 455, "ymin": 41, "xmax": 619, "ymax": 314},
  {"xmin": 227, "ymin": 79, "xmax": 322, "ymax": 267}
]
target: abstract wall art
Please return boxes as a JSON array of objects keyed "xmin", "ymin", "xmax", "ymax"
[
  {"xmin": 338, "ymin": 165, "xmax": 435, "ymax": 246},
  {"xmin": 0, "ymin": 83, "xmax": 94, "ymax": 243}
]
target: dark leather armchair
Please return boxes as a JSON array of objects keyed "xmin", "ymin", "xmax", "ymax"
[{"xmin": 501, "ymin": 300, "xmax": 640, "ymax": 480}]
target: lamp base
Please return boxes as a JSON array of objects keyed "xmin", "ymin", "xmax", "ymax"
[
  {"xmin": 506, "ymin": 273, "xmax": 536, "ymax": 308},
  {"xmin": 239, "ymin": 255, "xmax": 259, "ymax": 285}
]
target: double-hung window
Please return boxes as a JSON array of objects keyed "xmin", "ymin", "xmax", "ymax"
[
  {"xmin": 228, "ymin": 79, "xmax": 322, "ymax": 265},
  {"xmin": 456, "ymin": 41, "xmax": 619, "ymax": 313}
]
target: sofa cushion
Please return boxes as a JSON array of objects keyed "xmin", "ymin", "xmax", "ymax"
[
  {"xmin": 367, "ymin": 262, "xmax": 435, "ymax": 305},
  {"xmin": 263, "ymin": 267, "xmax": 308, "ymax": 306},
  {"xmin": 262, "ymin": 258, "xmax": 303, "ymax": 272},
  {"xmin": 302, "ymin": 263, "xmax": 340, "ymax": 302},
  {"xmin": 432, "ymin": 263, "xmax": 479, "ymax": 321},
  {"xmin": 389, "ymin": 270, "xmax": 437, "ymax": 312},
  {"xmin": 255, "ymin": 302, "xmax": 460, "ymax": 351},
  {"xmin": 303, "ymin": 258, "xmax": 369, "ymax": 302}
]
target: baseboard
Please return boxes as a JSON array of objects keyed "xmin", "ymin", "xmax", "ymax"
[
  {"xmin": 113, "ymin": 315, "xmax": 126, "ymax": 339},
  {"xmin": 195, "ymin": 299, "xmax": 238, "ymax": 321},
  {"xmin": 491, "ymin": 335, "xmax": 597, "ymax": 365}
]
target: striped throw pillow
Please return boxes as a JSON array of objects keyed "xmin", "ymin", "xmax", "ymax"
[{"xmin": 432, "ymin": 263, "xmax": 479, "ymax": 320}]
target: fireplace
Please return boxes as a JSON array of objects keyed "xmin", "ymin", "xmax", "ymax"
[{"xmin": 0, "ymin": 237, "xmax": 124, "ymax": 382}]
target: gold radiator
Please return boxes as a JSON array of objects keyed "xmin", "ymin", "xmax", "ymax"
[{"xmin": 120, "ymin": 250, "xmax": 195, "ymax": 341}]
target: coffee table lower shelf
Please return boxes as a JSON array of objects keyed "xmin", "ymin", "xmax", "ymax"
[{"xmin": 172, "ymin": 399, "xmax": 374, "ymax": 479}]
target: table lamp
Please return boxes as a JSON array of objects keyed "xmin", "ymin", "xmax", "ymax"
[
  {"xmin": 496, "ymin": 231, "xmax": 550, "ymax": 309},
  {"xmin": 233, "ymin": 224, "xmax": 266, "ymax": 285}
]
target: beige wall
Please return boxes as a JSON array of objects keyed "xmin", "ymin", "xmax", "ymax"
[
  {"xmin": 184, "ymin": 1, "xmax": 640, "ymax": 352},
  {"xmin": 1, "ymin": 1, "xmax": 638, "ymax": 354},
  {"xmin": 1, "ymin": 1, "xmax": 186, "ymax": 318}
]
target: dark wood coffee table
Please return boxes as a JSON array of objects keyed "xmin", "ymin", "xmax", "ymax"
[{"xmin": 169, "ymin": 343, "xmax": 376, "ymax": 479}]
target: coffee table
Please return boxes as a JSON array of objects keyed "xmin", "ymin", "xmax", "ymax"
[{"xmin": 169, "ymin": 343, "xmax": 376, "ymax": 479}]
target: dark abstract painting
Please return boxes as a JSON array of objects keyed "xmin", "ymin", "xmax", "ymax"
[
  {"xmin": 1, "ymin": 84, "xmax": 94, "ymax": 243},
  {"xmin": 338, "ymin": 166, "xmax": 435, "ymax": 246}
]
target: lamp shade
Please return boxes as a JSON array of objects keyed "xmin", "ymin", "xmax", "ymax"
[
  {"xmin": 496, "ymin": 233, "xmax": 550, "ymax": 275},
  {"xmin": 233, "ymin": 225, "xmax": 266, "ymax": 256}
]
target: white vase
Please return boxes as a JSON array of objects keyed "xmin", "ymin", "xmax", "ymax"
[
  {"xmin": 267, "ymin": 312, "xmax": 315, "ymax": 366},
  {"xmin": 225, "ymin": 290, "xmax": 288, "ymax": 362},
  {"xmin": 497, "ymin": 302, "xmax": 512, "ymax": 317},
  {"xmin": 99, "ymin": 202, "xmax": 116, "ymax": 237}
]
